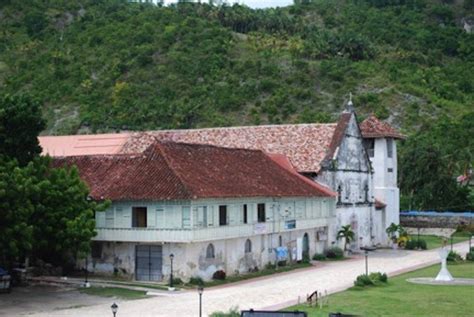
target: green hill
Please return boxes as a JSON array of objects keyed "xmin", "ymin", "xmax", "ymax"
[{"xmin": 0, "ymin": 0, "xmax": 473, "ymax": 135}]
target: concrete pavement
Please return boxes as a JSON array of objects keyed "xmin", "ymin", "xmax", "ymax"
[{"xmin": 28, "ymin": 241, "xmax": 471, "ymax": 317}]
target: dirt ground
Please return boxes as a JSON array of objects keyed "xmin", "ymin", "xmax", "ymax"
[{"xmin": 0, "ymin": 285, "xmax": 110, "ymax": 316}]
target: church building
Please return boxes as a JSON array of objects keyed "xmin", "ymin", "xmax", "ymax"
[{"xmin": 40, "ymin": 101, "xmax": 404, "ymax": 281}]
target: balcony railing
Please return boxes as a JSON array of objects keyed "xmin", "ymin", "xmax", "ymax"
[{"xmin": 94, "ymin": 217, "xmax": 332, "ymax": 243}]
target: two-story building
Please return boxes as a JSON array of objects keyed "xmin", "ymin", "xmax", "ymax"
[
  {"xmin": 54, "ymin": 142, "xmax": 336, "ymax": 281},
  {"xmin": 42, "ymin": 102, "xmax": 405, "ymax": 280}
]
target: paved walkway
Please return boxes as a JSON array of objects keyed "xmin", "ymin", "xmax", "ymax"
[{"xmin": 30, "ymin": 241, "xmax": 471, "ymax": 317}]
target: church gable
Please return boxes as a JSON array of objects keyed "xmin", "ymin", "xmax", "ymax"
[{"xmin": 335, "ymin": 113, "xmax": 371, "ymax": 173}]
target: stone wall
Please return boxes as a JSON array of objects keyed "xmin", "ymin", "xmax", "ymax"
[{"xmin": 400, "ymin": 214, "xmax": 473, "ymax": 229}]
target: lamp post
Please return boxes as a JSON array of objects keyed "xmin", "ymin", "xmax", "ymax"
[
  {"xmin": 84, "ymin": 256, "xmax": 89, "ymax": 287},
  {"xmin": 365, "ymin": 250, "xmax": 369, "ymax": 276},
  {"xmin": 111, "ymin": 303, "xmax": 118, "ymax": 317},
  {"xmin": 198, "ymin": 286, "xmax": 204, "ymax": 317},
  {"xmin": 169, "ymin": 253, "xmax": 174, "ymax": 289}
]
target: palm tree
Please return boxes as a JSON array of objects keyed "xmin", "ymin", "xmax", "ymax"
[{"xmin": 337, "ymin": 225, "xmax": 355, "ymax": 252}]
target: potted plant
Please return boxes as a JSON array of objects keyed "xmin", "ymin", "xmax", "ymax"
[{"xmin": 337, "ymin": 225, "xmax": 355, "ymax": 256}]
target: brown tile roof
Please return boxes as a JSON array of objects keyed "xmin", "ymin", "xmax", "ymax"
[
  {"xmin": 119, "ymin": 123, "xmax": 338, "ymax": 173},
  {"xmin": 40, "ymin": 119, "xmax": 353, "ymax": 173},
  {"xmin": 52, "ymin": 142, "xmax": 335, "ymax": 201},
  {"xmin": 360, "ymin": 115, "xmax": 405, "ymax": 139}
]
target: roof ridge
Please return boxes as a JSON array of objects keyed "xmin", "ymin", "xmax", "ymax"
[
  {"xmin": 146, "ymin": 122, "xmax": 337, "ymax": 134},
  {"xmin": 150, "ymin": 142, "xmax": 196, "ymax": 199}
]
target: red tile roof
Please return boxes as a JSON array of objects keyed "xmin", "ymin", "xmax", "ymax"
[
  {"xmin": 360, "ymin": 115, "xmax": 405, "ymax": 139},
  {"xmin": 52, "ymin": 142, "xmax": 335, "ymax": 201}
]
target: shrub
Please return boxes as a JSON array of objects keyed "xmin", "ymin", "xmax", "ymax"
[
  {"xmin": 405, "ymin": 239, "xmax": 427, "ymax": 250},
  {"xmin": 189, "ymin": 276, "xmax": 204, "ymax": 286},
  {"xmin": 418, "ymin": 239, "xmax": 427, "ymax": 250},
  {"xmin": 405, "ymin": 240, "xmax": 417, "ymax": 250},
  {"xmin": 212, "ymin": 270, "xmax": 226, "ymax": 280},
  {"xmin": 354, "ymin": 272, "xmax": 388, "ymax": 287},
  {"xmin": 172, "ymin": 277, "xmax": 183, "ymax": 285},
  {"xmin": 312, "ymin": 253, "xmax": 327, "ymax": 261},
  {"xmin": 369, "ymin": 272, "xmax": 388, "ymax": 283},
  {"xmin": 466, "ymin": 251, "xmax": 474, "ymax": 261},
  {"xmin": 324, "ymin": 247, "xmax": 344, "ymax": 259},
  {"xmin": 209, "ymin": 307, "xmax": 240, "ymax": 317},
  {"xmin": 354, "ymin": 274, "xmax": 374, "ymax": 287},
  {"xmin": 447, "ymin": 250, "xmax": 462, "ymax": 262}
]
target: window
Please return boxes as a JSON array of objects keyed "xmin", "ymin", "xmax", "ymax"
[
  {"xmin": 219, "ymin": 205, "xmax": 227, "ymax": 226},
  {"xmin": 198, "ymin": 206, "xmax": 208, "ymax": 227},
  {"xmin": 364, "ymin": 139, "xmax": 374, "ymax": 158},
  {"xmin": 132, "ymin": 207, "xmax": 147, "ymax": 228},
  {"xmin": 206, "ymin": 244, "xmax": 215, "ymax": 259},
  {"xmin": 243, "ymin": 204, "xmax": 248, "ymax": 224},
  {"xmin": 278, "ymin": 235, "xmax": 283, "ymax": 247},
  {"xmin": 387, "ymin": 138, "xmax": 393, "ymax": 158},
  {"xmin": 245, "ymin": 239, "xmax": 252, "ymax": 253},
  {"xmin": 388, "ymin": 168, "xmax": 393, "ymax": 173},
  {"xmin": 182, "ymin": 206, "xmax": 191, "ymax": 228},
  {"xmin": 257, "ymin": 203, "xmax": 266, "ymax": 223}
]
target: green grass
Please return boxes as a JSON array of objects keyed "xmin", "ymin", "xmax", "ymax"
[
  {"xmin": 79, "ymin": 287, "xmax": 148, "ymax": 300},
  {"xmin": 288, "ymin": 262, "xmax": 474, "ymax": 317},
  {"xmin": 418, "ymin": 233, "xmax": 470, "ymax": 250},
  {"xmin": 189, "ymin": 262, "xmax": 312, "ymax": 288}
]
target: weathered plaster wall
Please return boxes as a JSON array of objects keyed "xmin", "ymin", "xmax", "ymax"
[{"xmin": 87, "ymin": 227, "xmax": 329, "ymax": 281}]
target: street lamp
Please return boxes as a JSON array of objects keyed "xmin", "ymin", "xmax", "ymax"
[
  {"xmin": 169, "ymin": 253, "xmax": 174, "ymax": 289},
  {"xmin": 198, "ymin": 286, "xmax": 204, "ymax": 317},
  {"xmin": 111, "ymin": 303, "xmax": 118, "ymax": 317}
]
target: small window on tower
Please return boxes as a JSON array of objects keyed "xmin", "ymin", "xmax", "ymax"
[{"xmin": 387, "ymin": 138, "xmax": 393, "ymax": 158}]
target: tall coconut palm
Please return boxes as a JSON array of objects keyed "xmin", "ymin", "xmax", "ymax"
[{"xmin": 337, "ymin": 225, "xmax": 355, "ymax": 252}]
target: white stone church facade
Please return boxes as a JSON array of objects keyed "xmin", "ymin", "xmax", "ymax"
[{"xmin": 40, "ymin": 103, "xmax": 404, "ymax": 281}]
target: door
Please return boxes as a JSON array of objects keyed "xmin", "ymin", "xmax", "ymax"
[
  {"xmin": 135, "ymin": 245, "xmax": 162, "ymax": 281},
  {"xmin": 303, "ymin": 233, "xmax": 310, "ymax": 259}
]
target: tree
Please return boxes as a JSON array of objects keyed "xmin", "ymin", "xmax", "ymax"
[
  {"xmin": 0, "ymin": 94, "xmax": 45, "ymax": 166},
  {"xmin": 0, "ymin": 93, "xmax": 106, "ymax": 270},
  {"xmin": 399, "ymin": 116, "xmax": 472, "ymax": 211},
  {"xmin": 337, "ymin": 225, "xmax": 355, "ymax": 251},
  {"xmin": 30, "ymin": 157, "xmax": 107, "ymax": 267},
  {"xmin": 0, "ymin": 158, "xmax": 35, "ymax": 268}
]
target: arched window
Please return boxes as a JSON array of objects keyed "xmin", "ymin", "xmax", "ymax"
[
  {"xmin": 245, "ymin": 239, "xmax": 252, "ymax": 253},
  {"xmin": 278, "ymin": 235, "xmax": 283, "ymax": 247},
  {"xmin": 206, "ymin": 243, "xmax": 215, "ymax": 259}
]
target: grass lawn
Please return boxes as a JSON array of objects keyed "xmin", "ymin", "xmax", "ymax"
[
  {"xmin": 79, "ymin": 287, "xmax": 148, "ymax": 299},
  {"xmin": 288, "ymin": 262, "xmax": 474, "ymax": 317},
  {"xmin": 419, "ymin": 233, "xmax": 471, "ymax": 250}
]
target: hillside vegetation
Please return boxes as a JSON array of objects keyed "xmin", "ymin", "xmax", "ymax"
[{"xmin": 1, "ymin": 0, "xmax": 473, "ymax": 135}]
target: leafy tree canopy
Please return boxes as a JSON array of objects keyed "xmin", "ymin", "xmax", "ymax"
[
  {"xmin": 0, "ymin": 94, "xmax": 45, "ymax": 166},
  {"xmin": 0, "ymin": 0, "xmax": 472, "ymax": 133}
]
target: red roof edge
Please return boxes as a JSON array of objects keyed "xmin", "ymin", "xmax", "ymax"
[{"xmin": 266, "ymin": 153, "xmax": 337, "ymax": 197}]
